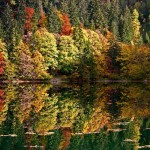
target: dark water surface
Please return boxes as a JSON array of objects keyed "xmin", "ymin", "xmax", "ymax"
[{"xmin": 0, "ymin": 83, "xmax": 150, "ymax": 150}]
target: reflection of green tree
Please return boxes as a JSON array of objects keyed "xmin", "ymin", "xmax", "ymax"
[
  {"xmin": 0, "ymin": 85, "xmax": 26, "ymax": 150},
  {"xmin": 122, "ymin": 119, "xmax": 142, "ymax": 150},
  {"xmin": 106, "ymin": 88, "xmax": 123, "ymax": 119},
  {"xmin": 0, "ymin": 84, "xmax": 17, "ymax": 124},
  {"xmin": 81, "ymin": 85, "xmax": 110, "ymax": 133},
  {"xmin": 139, "ymin": 118, "xmax": 150, "ymax": 148},
  {"xmin": 0, "ymin": 121, "xmax": 26, "ymax": 150},
  {"xmin": 72, "ymin": 84, "xmax": 96, "ymax": 133},
  {"xmin": 45, "ymin": 130, "xmax": 62, "ymax": 150},
  {"xmin": 67, "ymin": 128, "xmax": 128, "ymax": 150}
]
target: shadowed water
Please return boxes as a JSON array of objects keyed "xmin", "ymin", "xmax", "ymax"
[{"xmin": 0, "ymin": 83, "xmax": 150, "ymax": 150}]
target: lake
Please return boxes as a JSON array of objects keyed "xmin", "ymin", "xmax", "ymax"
[{"xmin": 0, "ymin": 83, "xmax": 150, "ymax": 150}]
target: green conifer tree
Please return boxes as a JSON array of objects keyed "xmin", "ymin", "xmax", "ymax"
[
  {"xmin": 109, "ymin": 0, "xmax": 121, "ymax": 39},
  {"xmin": 2, "ymin": 4, "xmax": 15, "ymax": 52},
  {"xmin": 60, "ymin": 0, "xmax": 69, "ymax": 14},
  {"xmin": 145, "ymin": 32, "xmax": 150, "ymax": 45},
  {"xmin": 0, "ymin": 20, "xmax": 4, "ymax": 40},
  {"xmin": 121, "ymin": 6, "xmax": 134, "ymax": 44},
  {"xmin": 87, "ymin": 0, "xmax": 106, "ymax": 32},
  {"xmin": 77, "ymin": 0, "xmax": 90, "ymax": 26},
  {"xmin": 15, "ymin": 0, "xmax": 25, "ymax": 36},
  {"xmin": 45, "ymin": 3, "xmax": 61, "ymax": 33},
  {"xmin": 68, "ymin": 0, "xmax": 80, "ymax": 27},
  {"xmin": 110, "ymin": 19, "xmax": 120, "ymax": 40}
]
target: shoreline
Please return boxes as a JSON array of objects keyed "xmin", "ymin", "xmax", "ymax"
[{"xmin": 0, "ymin": 79, "xmax": 149, "ymax": 84}]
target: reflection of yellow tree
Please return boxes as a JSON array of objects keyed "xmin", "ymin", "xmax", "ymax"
[
  {"xmin": 0, "ymin": 89, "xmax": 7, "ymax": 124},
  {"xmin": 35, "ymin": 94, "xmax": 58, "ymax": 133},
  {"xmin": 32, "ymin": 84, "xmax": 52, "ymax": 113},
  {"xmin": 58, "ymin": 97, "xmax": 81, "ymax": 128},
  {"xmin": 120, "ymin": 85, "xmax": 150, "ymax": 119}
]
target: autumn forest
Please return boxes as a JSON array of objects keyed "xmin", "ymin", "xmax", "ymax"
[
  {"xmin": 0, "ymin": 0, "xmax": 150, "ymax": 81},
  {"xmin": 0, "ymin": 1, "xmax": 150, "ymax": 150}
]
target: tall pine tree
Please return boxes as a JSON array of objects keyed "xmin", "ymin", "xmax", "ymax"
[
  {"xmin": 109, "ymin": 0, "xmax": 121, "ymax": 40},
  {"xmin": 87, "ymin": 0, "xmax": 106, "ymax": 32},
  {"xmin": 121, "ymin": 6, "xmax": 134, "ymax": 44},
  {"xmin": 68, "ymin": 0, "xmax": 80, "ymax": 27},
  {"xmin": 44, "ymin": 3, "xmax": 61, "ymax": 33}
]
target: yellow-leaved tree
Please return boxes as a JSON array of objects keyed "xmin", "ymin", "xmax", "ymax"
[
  {"xmin": 58, "ymin": 35, "xmax": 79, "ymax": 74},
  {"xmin": 32, "ymin": 27, "xmax": 58, "ymax": 73},
  {"xmin": 132, "ymin": 9, "xmax": 142, "ymax": 45}
]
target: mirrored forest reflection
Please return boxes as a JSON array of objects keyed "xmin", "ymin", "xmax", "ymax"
[{"xmin": 0, "ymin": 83, "xmax": 150, "ymax": 150}]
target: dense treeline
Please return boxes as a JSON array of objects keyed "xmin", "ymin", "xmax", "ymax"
[{"xmin": 0, "ymin": 0, "xmax": 150, "ymax": 80}]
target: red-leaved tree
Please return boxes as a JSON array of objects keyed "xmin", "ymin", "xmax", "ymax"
[
  {"xmin": 0, "ymin": 52, "xmax": 4, "ymax": 76},
  {"xmin": 25, "ymin": 7, "xmax": 35, "ymax": 32},
  {"xmin": 61, "ymin": 14, "xmax": 72, "ymax": 36}
]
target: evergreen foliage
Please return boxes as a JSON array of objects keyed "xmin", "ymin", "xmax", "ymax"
[
  {"xmin": 45, "ymin": 3, "xmax": 61, "ymax": 33},
  {"xmin": 122, "ymin": 6, "xmax": 133, "ymax": 43},
  {"xmin": 68, "ymin": 0, "xmax": 80, "ymax": 26},
  {"xmin": 87, "ymin": 0, "xmax": 106, "ymax": 32}
]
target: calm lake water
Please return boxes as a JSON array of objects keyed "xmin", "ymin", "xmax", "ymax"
[{"xmin": 0, "ymin": 83, "xmax": 150, "ymax": 150}]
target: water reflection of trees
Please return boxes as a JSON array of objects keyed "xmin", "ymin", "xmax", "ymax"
[{"xmin": 0, "ymin": 83, "xmax": 150, "ymax": 149}]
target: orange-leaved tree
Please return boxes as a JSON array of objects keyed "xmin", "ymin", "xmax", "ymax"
[
  {"xmin": 61, "ymin": 14, "xmax": 72, "ymax": 36},
  {"xmin": 25, "ymin": 7, "xmax": 35, "ymax": 32},
  {"xmin": 38, "ymin": 12, "xmax": 47, "ymax": 27}
]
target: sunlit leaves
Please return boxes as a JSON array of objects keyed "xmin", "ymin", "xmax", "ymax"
[
  {"xmin": 132, "ymin": 9, "xmax": 142, "ymax": 45},
  {"xmin": 33, "ymin": 27, "xmax": 58, "ymax": 70},
  {"xmin": 58, "ymin": 35, "xmax": 79, "ymax": 74},
  {"xmin": 117, "ymin": 44, "xmax": 150, "ymax": 79}
]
